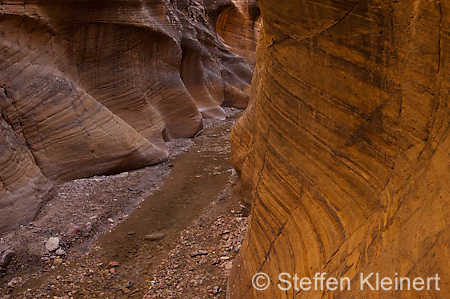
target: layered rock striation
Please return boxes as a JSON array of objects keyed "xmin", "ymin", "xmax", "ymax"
[
  {"xmin": 214, "ymin": 0, "xmax": 261, "ymax": 67},
  {"xmin": 230, "ymin": 0, "xmax": 450, "ymax": 297},
  {"xmin": 0, "ymin": 0, "xmax": 256, "ymax": 233}
]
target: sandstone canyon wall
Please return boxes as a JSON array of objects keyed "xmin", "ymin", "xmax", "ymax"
[
  {"xmin": 214, "ymin": 0, "xmax": 261, "ymax": 67},
  {"xmin": 230, "ymin": 0, "xmax": 450, "ymax": 297},
  {"xmin": 0, "ymin": 0, "xmax": 258, "ymax": 233}
]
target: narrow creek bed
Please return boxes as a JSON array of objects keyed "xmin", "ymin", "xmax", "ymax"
[{"xmin": 0, "ymin": 108, "xmax": 249, "ymax": 298}]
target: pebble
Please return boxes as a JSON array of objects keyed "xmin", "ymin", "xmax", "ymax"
[
  {"xmin": 144, "ymin": 232, "xmax": 166, "ymax": 241},
  {"xmin": 107, "ymin": 218, "xmax": 114, "ymax": 223},
  {"xmin": 81, "ymin": 223, "xmax": 92, "ymax": 236},
  {"xmin": 190, "ymin": 250, "xmax": 209, "ymax": 257},
  {"xmin": 55, "ymin": 249, "xmax": 66, "ymax": 256},
  {"xmin": 122, "ymin": 288, "xmax": 130, "ymax": 294},
  {"xmin": 65, "ymin": 223, "xmax": 81, "ymax": 238},
  {"xmin": 79, "ymin": 290, "xmax": 90, "ymax": 296},
  {"xmin": 45, "ymin": 237, "xmax": 60, "ymax": 252},
  {"xmin": 0, "ymin": 249, "xmax": 15, "ymax": 267},
  {"xmin": 223, "ymin": 261, "xmax": 233, "ymax": 270},
  {"xmin": 116, "ymin": 172, "xmax": 129, "ymax": 178},
  {"xmin": 53, "ymin": 258, "xmax": 63, "ymax": 266},
  {"xmin": 212, "ymin": 286, "xmax": 221, "ymax": 294},
  {"xmin": 7, "ymin": 276, "xmax": 22, "ymax": 288},
  {"xmin": 212, "ymin": 259, "xmax": 220, "ymax": 265}
]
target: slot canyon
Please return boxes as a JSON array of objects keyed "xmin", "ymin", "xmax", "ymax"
[{"xmin": 1, "ymin": 0, "xmax": 449, "ymax": 298}]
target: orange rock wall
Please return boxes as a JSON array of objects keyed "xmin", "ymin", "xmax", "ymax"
[
  {"xmin": 230, "ymin": 0, "xmax": 450, "ymax": 297},
  {"xmin": 215, "ymin": 0, "xmax": 261, "ymax": 67},
  {"xmin": 0, "ymin": 0, "xmax": 256, "ymax": 233}
]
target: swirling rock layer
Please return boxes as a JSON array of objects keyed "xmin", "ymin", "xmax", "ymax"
[
  {"xmin": 215, "ymin": 0, "xmax": 261, "ymax": 67},
  {"xmin": 230, "ymin": 0, "xmax": 450, "ymax": 297},
  {"xmin": 0, "ymin": 0, "xmax": 256, "ymax": 233}
]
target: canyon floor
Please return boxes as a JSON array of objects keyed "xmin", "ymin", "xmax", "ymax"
[{"xmin": 0, "ymin": 108, "xmax": 249, "ymax": 299}]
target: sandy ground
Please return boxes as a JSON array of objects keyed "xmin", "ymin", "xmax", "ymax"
[{"xmin": 0, "ymin": 108, "xmax": 249, "ymax": 298}]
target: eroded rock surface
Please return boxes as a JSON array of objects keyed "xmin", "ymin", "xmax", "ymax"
[
  {"xmin": 214, "ymin": 0, "xmax": 261, "ymax": 67},
  {"xmin": 0, "ymin": 109, "xmax": 53, "ymax": 233},
  {"xmin": 0, "ymin": 0, "xmax": 256, "ymax": 233},
  {"xmin": 230, "ymin": 0, "xmax": 450, "ymax": 297}
]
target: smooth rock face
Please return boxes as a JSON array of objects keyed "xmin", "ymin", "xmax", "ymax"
[
  {"xmin": 230, "ymin": 0, "xmax": 450, "ymax": 298},
  {"xmin": 214, "ymin": 0, "xmax": 261, "ymax": 67},
  {"xmin": 0, "ymin": 0, "xmax": 257, "ymax": 233}
]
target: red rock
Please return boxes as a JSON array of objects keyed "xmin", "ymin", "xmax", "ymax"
[
  {"xmin": 0, "ymin": 0, "xmax": 257, "ymax": 234},
  {"xmin": 65, "ymin": 223, "xmax": 81, "ymax": 238}
]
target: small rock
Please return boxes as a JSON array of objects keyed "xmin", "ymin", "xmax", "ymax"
[
  {"xmin": 45, "ymin": 237, "xmax": 60, "ymax": 252},
  {"xmin": 116, "ymin": 172, "xmax": 129, "ymax": 178},
  {"xmin": 108, "ymin": 218, "xmax": 114, "ymax": 223},
  {"xmin": 220, "ymin": 256, "xmax": 230, "ymax": 261},
  {"xmin": 0, "ymin": 249, "xmax": 15, "ymax": 268},
  {"xmin": 109, "ymin": 268, "xmax": 116, "ymax": 274},
  {"xmin": 7, "ymin": 276, "xmax": 22, "ymax": 288},
  {"xmin": 144, "ymin": 232, "xmax": 166, "ymax": 241},
  {"xmin": 55, "ymin": 249, "xmax": 66, "ymax": 256},
  {"xmin": 121, "ymin": 288, "xmax": 131, "ymax": 294},
  {"xmin": 126, "ymin": 231, "xmax": 136, "ymax": 235},
  {"xmin": 108, "ymin": 261, "xmax": 119, "ymax": 267},
  {"xmin": 65, "ymin": 223, "xmax": 81, "ymax": 238},
  {"xmin": 212, "ymin": 258, "xmax": 220, "ymax": 265},
  {"xmin": 81, "ymin": 223, "xmax": 92, "ymax": 236},
  {"xmin": 223, "ymin": 261, "xmax": 233, "ymax": 270},
  {"xmin": 190, "ymin": 250, "xmax": 209, "ymax": 257},
  {"xmin": 53, "ymin": 258, "xmax": 63, "ymax": 265},
  {"xmin": 212, "ymin": 286, "xmax": 222, "ymax": 294}
]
